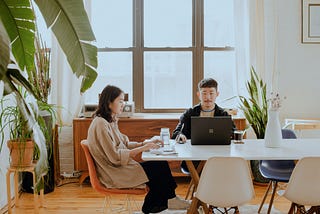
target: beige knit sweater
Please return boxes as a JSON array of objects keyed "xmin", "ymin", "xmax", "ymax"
[{"xmin": 87, "ymin": 117, "xmax": 148, "ymax": 188}]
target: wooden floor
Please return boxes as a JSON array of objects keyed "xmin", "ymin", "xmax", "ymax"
[{"xmin": 2, "ymin": 177, "xmax": 292, "ymax": 214}]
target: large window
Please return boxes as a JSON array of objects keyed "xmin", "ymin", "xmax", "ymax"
[{"xmin": 87, "ymin": 0, "xmax": 236, "ymax": 112}]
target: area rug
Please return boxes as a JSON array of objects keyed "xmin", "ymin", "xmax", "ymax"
[{"xmin": 154, "ymin": 204, "xmax": 285, "ymax": 214}]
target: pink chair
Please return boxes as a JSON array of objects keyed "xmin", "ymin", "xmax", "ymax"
[{"xmin": 81, "ymin": 140, "xmax": 147, "ymax": 213}]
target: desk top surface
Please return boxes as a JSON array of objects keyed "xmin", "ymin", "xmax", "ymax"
[
  {"xmin": 74, "ymin": 113, "xmax": 246, "ymax": 121},
  {"xmin": 142, "ymin": 138, "xmax": 320, "ymax": 161}
]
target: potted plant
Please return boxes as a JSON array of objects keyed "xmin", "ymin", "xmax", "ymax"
[
  {"xmin": 0, "ymin": 0, "xmax": 97, "ymax": 190},
  {"xmin": 239, "ymin": 66, "xmax": 269, "ymax": 183},
  {"xmin": 0, "ymin": 93, "xmax": 34, "ymax": 167},
  {"xmin": 22, "ymin": 31, "xmax": 59, "ymax": 194}
]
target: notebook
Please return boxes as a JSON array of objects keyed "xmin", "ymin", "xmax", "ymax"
[{"xmin": 191, "ymin": 116, "xmax": 233, "ymax": 145}]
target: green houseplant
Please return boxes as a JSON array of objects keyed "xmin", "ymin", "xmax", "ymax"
[
  {"xmin": 239, "ymin": 66, "xmax": 269, "ymax": 183},
  {"xmin": 239, "ymin": 66, "xmax": 268, "ymax": 139},
  {"xmin": 21, "ymin": 31, "xmax": 59, "ymax": 194},
  {"xmin": 0, "ymin": 92, "xmax": 34, "ymax": 167},
  {"xmin": 0, "ymin": 0, "xmax": 97, "ymax": 190}
]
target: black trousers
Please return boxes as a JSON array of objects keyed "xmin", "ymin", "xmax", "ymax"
[{"xmin": 140, "ymin": 161, "xmax": 177, "ymax": 213}]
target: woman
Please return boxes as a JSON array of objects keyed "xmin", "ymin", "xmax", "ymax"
[{"xmin": 87, "ymin": 85, "xmax": 189, "ymax": 213}]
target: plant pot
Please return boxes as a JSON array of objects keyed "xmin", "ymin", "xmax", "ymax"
[
  {"xmin": 22, "ymin": 113, "xmax": 55, "ymax": 194},
  {"xmin": 250, "ymin": 160, "xmax": 269, "ymax": 184},
  {"xmin": 7, "ymin": 140, "xmax": 34, "ymax": 167}
]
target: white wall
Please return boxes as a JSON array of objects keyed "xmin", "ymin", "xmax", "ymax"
[{"xmin": 265, "ymin": 0, "xmax": 320, "ymax": 121}]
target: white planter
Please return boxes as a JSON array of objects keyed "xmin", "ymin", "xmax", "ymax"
[{"xmin": 264, "ymin": 109, "xmax": 282, "ymax": 148}]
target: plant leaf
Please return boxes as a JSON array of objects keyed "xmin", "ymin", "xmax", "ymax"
[
  {"xmin": 34, "ymin": 0, "xmax": 98, "ymax": 93},
  {"xmin": 6, "ymin": 68, "xmax": 39, "ymax": 99},
  {"xmin": 238, "ymin": 66, "xmax": 268, "ymax": 139},
  {"xmin": 0, "ymin": 20, "xmax": 10, "ymax": 82},
  {"xmin": 0, "ymin": 0, "xmax": 35, "ymax": 71}
]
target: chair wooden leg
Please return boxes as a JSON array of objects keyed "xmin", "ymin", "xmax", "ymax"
[
  {"xmin": 258, "ymin": 181, "xmax": 272, "ymax": 213},
  {"xmin": 208, "ymin": 205, "xmax": 214, "ymax": 214},
  {"xmin": 267, "ymin": 181, "xmax": 278, "ymax": 214},
  {"xmin": 307, "ymin": 206, "xmax": 320, "ymax": 214},
  {"xmin": 288, "ymin": 203, "xmax": 295, "ymax": 214},
  {"xmin": 234, "ymin": 206, "xmax": 240, "ymax": 214}
]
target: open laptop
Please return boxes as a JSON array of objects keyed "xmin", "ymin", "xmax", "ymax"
[{"xmin": 191, "ymin": 116, "xmax": 233, "ymax": 145}]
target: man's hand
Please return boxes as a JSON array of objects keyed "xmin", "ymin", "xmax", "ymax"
[{"xmin": 176, "ymin": 133, "xmax": 187, "ymax": 143}]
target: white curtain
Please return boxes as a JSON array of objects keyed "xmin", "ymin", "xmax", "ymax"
[
  {"xmin": 49, "ymin": 37, "xmax": 84, "ymax": 126},
  {"xmin": 234, "ymin": 0, "xmax": 250, "ymax": 97},
  {"xmin": 248, "ymin": 0, "xmax": 266, "ymax": 79},
  {"xmin": 49, "ymin": 0, "xmax": 92, "ymax": 126},
  {"xmin": 246, "ymin": 0, "xmax": 279, "ymax": 95}
]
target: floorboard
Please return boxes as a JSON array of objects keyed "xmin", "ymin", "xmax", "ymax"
[{"xmin": 2, "ymin": 177, "xmax": 292, "ymax": 213}]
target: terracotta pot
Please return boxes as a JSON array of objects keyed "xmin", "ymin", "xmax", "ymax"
[{"xmin": 7, "ymin": 140, "xmax": 34, "ymax": 167}]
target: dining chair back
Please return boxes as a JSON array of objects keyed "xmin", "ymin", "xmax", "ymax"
[
  {"xmin": 195, "ymin": 157, "xmax": 255, "ymax": 213},
  {"xmin": 81, "ymin": 140, "xmax": 146, "ymax": 213},
  {"xmin": 283, "ymin": 157, "xmax": 320, "ymax": 214},
  {"xmin": 258, "ymin": 129, "xmax": 297, "ymax": 214}
]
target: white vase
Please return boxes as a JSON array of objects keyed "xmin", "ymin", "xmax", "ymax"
[{"xmin": 264, "ymin": 109, "xmax": 282, "ymax": 148}]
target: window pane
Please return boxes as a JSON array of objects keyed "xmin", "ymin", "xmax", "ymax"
[
  {"xmin": 84, "ymin": 52, "xmax": 132, "ymax": 104},
  {"xmin": 144, "ymin": 52, "xmax": 192, "ymax": 109},
  {"xmin": 144, "ymin": 0, "xmax": 192, "ymax": 47},
  {"xmin": 204, "ymin": 0, "xmax": 235, "ymax": 47},
  {"xmin": 91, "ymin": 0, "xmax": 132, "ymax": 48},
  {"xmin": 204, "ymin": 51, "xmax": 236, "ymax": 108}
]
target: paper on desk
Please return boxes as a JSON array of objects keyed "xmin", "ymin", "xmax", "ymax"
[{"xmin": 150, "ymin": 147, "xmax": 178, "ymax": 155}]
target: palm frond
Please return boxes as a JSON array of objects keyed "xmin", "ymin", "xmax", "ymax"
[
  {"xmin": 0, "ymin": 20, "xmax": 10, "ymax": 78},
  {"xmin": 0, "ymin": 0, "xmax": 35, "ymax": 71},
  {"xmin": 34, "ymin": 0, "xmax": 97, "ymax": 92}
]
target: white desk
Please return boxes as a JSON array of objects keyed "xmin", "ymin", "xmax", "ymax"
[
  {"xmin": 142, "ymin": 138, "xmax": 320, "ymax": 161},
  {"xmin": 142, "ymin": 139, "xmax": 320, "ymax": 214}
]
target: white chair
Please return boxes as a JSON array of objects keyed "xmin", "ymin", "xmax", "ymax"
[
  {"xmin": 283, "ymin": 157, "xmax": 320, "ymax": 214},
  {"xmin": 195, "ymin": 157, "xmax": 255, "ymax": 214}
]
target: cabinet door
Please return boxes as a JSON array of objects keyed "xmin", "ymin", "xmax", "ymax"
[
  {"xmin": 118, "ymin": 119, "xmax": 179, "ymax": 142},
  {"xmin": 73, "ymin": 119, "xmax": 91, "ymax": 172}
]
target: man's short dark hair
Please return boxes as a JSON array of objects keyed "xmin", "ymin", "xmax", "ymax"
[{"xmin": 198, "ymin": 78, "xmax": 218, "ymax": 91}]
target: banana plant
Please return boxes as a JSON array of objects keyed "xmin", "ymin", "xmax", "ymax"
[{"xmin": 0, "ymin": 0, "xmax": 97, "ymax": 189}]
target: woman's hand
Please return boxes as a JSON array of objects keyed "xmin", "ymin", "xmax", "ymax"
[
  {"xmin": 143, "ymin": 138, "xmax": 164, "ymax": 148},
  {"xmin": 130, "ymin": 138, "xmax": 163, "ymax": 158}
]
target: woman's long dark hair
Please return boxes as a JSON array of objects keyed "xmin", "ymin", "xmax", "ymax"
[{"xmin": 94, "ymin": 85, "xmax": 123, "ymax": 122}]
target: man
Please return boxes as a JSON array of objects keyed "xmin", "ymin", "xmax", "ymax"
[{"xmin": 172, "ymin": 78, "xmax": 236, "ymax": 171}]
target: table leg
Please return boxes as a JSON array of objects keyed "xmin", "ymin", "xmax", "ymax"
[
  {"xmin": 6, "ymin": 171, "xmax": 12, "ymax": 214},
  {"xmin": 14, "ymin": 172, "xmax": 19, "ymax": 207},
  {"xmin": 32, "ymin": 171, "xmax": 39, "ymax": 213},
  {"xmin": 40, "ymin": 176, "xmax": 44, "ymax": 207}
]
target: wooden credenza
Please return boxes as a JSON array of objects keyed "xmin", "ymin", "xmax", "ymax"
[{"xmin": 73, "ymin": 114, "xmax": 246, "ymax": 183}]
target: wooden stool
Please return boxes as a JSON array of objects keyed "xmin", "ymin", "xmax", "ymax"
[{"xmin": 6, "ymin": 164, "xmax": 44, "ymax": 214}]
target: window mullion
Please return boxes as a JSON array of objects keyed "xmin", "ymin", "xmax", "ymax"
[
  {"xmin": 133, "ymin": 0, "xmax": 143, "ymax": 113},
  {"xmin": 193, "ymin": 0, "xmax": 204, "ymax": 105}
]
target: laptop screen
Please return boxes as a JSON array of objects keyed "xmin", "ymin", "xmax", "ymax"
[{"xmin": 191, "ymin": 116, "xmax": 233, "ymax": 145}]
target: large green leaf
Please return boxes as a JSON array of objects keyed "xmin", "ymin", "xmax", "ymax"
[
  {"xmin": 5, "ymin": 68, "xmax": 38, "ymax": 98},
  {"xmin": 0, "ymin": 0, "xmax": 35, "ymax": 71},
  {"xmin": 0, "ymin": 20, "xmax": 10, "ymax": 81},
  {"xmin": 34, "ymin": 0, "xmax": 97, "ymax": 93}
]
